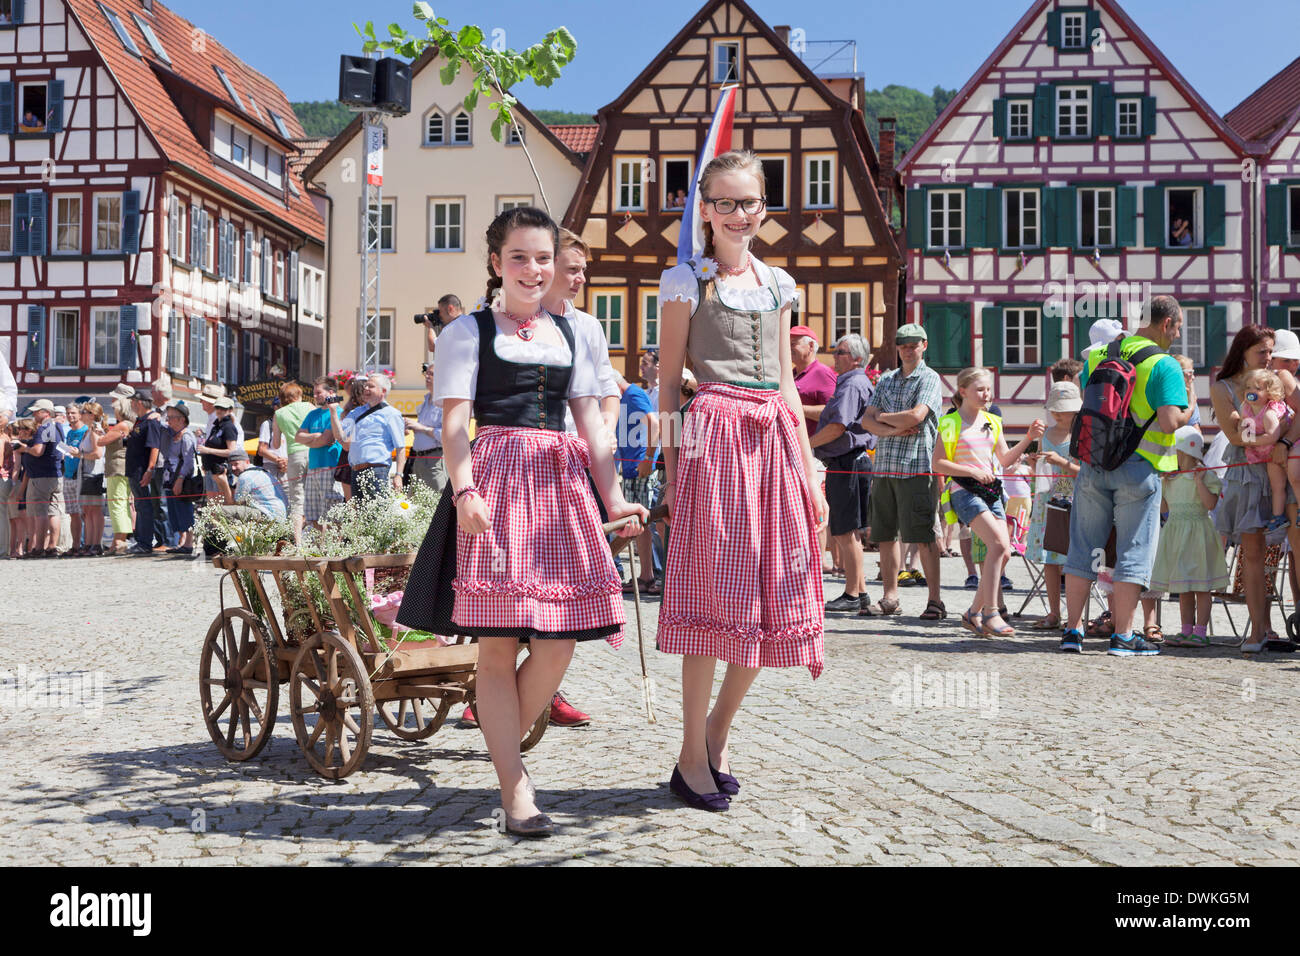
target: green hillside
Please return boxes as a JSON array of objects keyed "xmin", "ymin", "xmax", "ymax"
[{"xmin": 292, "ymin": 101, "xmax": 356, "ymax": 139}]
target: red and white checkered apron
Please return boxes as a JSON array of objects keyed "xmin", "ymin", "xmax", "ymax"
[
  {"xmin": 660, "ymin": 383, "xmax": 826, "ymax": 677},
  {"xmin": 452, "ymin": 426, "xmax": 625, "ymax": 646}
]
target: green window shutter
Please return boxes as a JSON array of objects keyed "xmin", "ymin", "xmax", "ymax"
[
  {"xmin": 965, "ymin": 186, "xmax": 985, "ymax": 249},
  {"xmin": 1116, "ymin": 186, "xmax": 1138, "ymax": 247},
  {"xmin": 1204, "ymin": 183, "xmax": 1226, "ymax": 247},
  {"xmin": 26, "ymin": 305, "xmax": 45, "ymax": 372},
  {"xmin": 1085, "ymin": 9, "xmax": 1102, "ymax": 46},
  {"xmin": 924, "ymin": 304, "xmax": 969, "ymax": 371},
  {"xmin": 1141, "ymin": 96, "xmax": 1157, "ymax": 138},
  {"xmin": 1266, "ymin": 184, "xmax": 1286, "ymax": 246},
  {"xmin": 1267, "ymin": 304, "xmax": 1287, "ymax": 330},
  {"xmin": 46, "ymin": 79, "xmax": 65, "ymax": 133},
  {"xmin": 1033, "ymin": 84, "xmax": 1053, "ymax": 137},
  {"xmin": 906, "ymin": 189, "xmax": 926, "ymax": 249},
  {"xmin": 1042, "ymin": 189, "xmax": 1057, "ymax": 247},
  {"xmin": 1042, "ymin": 309, "xmax": 1062, "ymax": 367},
  {"xmin": 1054, "ymin": 186, "xmax": 1077, "ymax": 250},
  {"xmin": 118, "ymin": 305, "xmax": 137, "ymax": 371},
  {"xmin": 1072, "ymin": 313, "xmax": 1091, "ymax": 359},
  {"xmin": 1095, "ymin": 82, "xmax": 1114, "ymax": 137},
  {"xmin": 992, "ymin": 98, "xmax": 1007, "ymax": 140},
  {"xmin": 1045, "ymin": 10, "xmax": 1062, "ymax": 49},
  {"xmin": 981, "ymin": 306, "xmax": 1004, "ymax": 369},
  {"xmin": 985, "ymin": 187, "xmax": 1003, "ymax": 249},
  {"xmin": 1142, "ymin": 185, "xmax": 1164, "ymax": 248},
  {"xmin": 1204, "ymin": 305, "xmax": 1228, "ymax": 372}
]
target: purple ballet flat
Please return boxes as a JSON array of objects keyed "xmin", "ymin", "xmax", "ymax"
[
  {"xmin": 670, "ymin": 766, "xmax": 730, "ymax": 812},
  {"xmin": 709, "ymin": 761, "xmax": 740, "ymax": 796}
]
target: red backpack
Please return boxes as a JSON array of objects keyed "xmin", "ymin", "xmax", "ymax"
[{"xmin": 1070, "ymin": 338, "xmax": 1162, "ymax": 471}]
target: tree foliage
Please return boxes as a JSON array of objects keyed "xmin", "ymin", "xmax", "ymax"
[
  {"xmin": 859, "ymin": 84, "xmax": 960, "ymax": 158},
  {"xmin": 292, "ymin": 101, "xmax": 355, "ymax": 138},
  {"xmin": 531, "ymin": 109, "xmax": 595, "ymax": 125}
]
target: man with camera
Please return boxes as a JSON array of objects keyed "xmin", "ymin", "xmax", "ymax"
[
  {"xmin": 419, "ymin": 293, "xmax": 463, "ymax": 354},
  {"xmin": 294, "ymin": 376, "xmax": 345, "ymax": 529}
]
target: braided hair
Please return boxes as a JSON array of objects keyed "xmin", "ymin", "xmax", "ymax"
[{"xmin": 483, "ymin": 206, "xmax": 560, "ymax": 309}]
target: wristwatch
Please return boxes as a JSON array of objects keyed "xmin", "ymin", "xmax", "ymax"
[{"xmin": 1282, "ymin": 438, "xmax": 1294, "ymax": 450}]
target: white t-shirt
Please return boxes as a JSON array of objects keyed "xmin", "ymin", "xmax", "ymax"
[
  {"xmin": 433, "ymin": 311, "xmax": 601, "ymax": 403},
  {"xmin": 560, "ymin": 302, "xmax": 619, "ymax": 435},
  {"xmin": 258, "ymin": 419, "xmax": 287, "ymax": 461}
]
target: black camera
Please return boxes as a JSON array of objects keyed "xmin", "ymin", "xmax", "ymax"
[
  {"xmin": 323, "ymin": 395, "xmax": 344, "ymax": 404},
  {"xmin": 414, "ymin": 309, "xmax": 441, "ymax": 325}
]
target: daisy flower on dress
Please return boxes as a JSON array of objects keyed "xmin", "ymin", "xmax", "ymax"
[{"xmin": 692, "ymin": 257, "xmax": 720, "ymax": 280}]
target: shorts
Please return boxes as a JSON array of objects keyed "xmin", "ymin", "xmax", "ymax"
[
  {"xmin": 63, "ymin": 477, "xmax": 82, "ymax": 515},
  {"xmin": 25, "ymin": 476, "xmax": 65, "ymax": 517},
  {"xmin": 304, "ymin": 465, "xmax": 343, "ymax": 522},
  {"xmin": 285, "ymin": 449, "xmax": 308, "ymax": 520},
  {"xmin": 1064, "ymin": 456, "xmax": 1162, "ymax": 588},
  {"xmin": 869, "ymin": 475, "xmax": 936, "ymax": 544},
  {"xmin": 621, "ymin": 473, "xmax": 656, "ymax": 510},
  {"xmin": 824, "ymin": 450, "xmax": 871, "ymax": 537},
  {"xmin": 949, "ymin": 486, "xmax": 1006, "ymax": 525}
]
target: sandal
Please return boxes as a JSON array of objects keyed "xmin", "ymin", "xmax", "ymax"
[
  {"xmin": 982, "ymin": 612, "xmax": 1016, "ymax": 637},
  {"xmin": 862, "ymin": 597, "xmax": 901, "ymax": 617},
  {"xmin": 1142, "ymin": 625, "xmax": 1165, "ymax": 645},
  {"xmin": 1085, "ymin": 610, "xmax": 1113, "ymax": 638},
  {"xmin": 1030, "ymin": 615, "xmax": 1062, "ymax": 630},
  {"xmin": 642, "ymin": 579, "xmax": 662, "ymax": 595},
  {"xmin": 919, "ymin": 599, "xmax": 947, "ymax": 621},
  {"xmin": 960, "ymin": 609, "xmax": 984, "ymax": 634}
]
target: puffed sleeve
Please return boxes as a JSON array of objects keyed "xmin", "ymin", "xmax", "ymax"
[
  {"xmin": 659, "ymin": 263, "xmax": 699, "ymax": 316},
  {"xmin": 771, "ymin": 265, "xmax": 799, "ymax": 311},
  {"xmin": 567, "ymin": 322, "xmax": 601, "ymax": 399},
  {"xmin": 432, "ymin": 314, "xmax": 479, "ymax": 402}
]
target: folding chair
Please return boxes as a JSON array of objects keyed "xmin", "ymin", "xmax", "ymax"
[{"xmin": 1211, "ymin": 541, "xmax": 1291, "ymax": 645}]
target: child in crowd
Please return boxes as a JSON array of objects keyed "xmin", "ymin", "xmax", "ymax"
[
  {"xmin": 933, "ymin": 368, "xmax": 1043, "ymax": 636},
  {"xmin": 1024, "ymin": 382, "xmax": 1082, "ymax": 629},
  {"xmin": 1149, "ymin": 426, "xmax": 1227, "ymax": 646},
  {"xmin": 1234, "ymin": 368, "xmax": 1293, "ymax": 534}
]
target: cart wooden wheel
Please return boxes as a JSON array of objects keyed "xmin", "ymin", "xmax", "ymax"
[
  {"xmin": 200, "ymin": 608, "xmax": 279, "ymax": 762},
  {"xmin": 377, "ymin": 694, "xmax": 454, "ymax": 741},
  {"xmin": 289, "ymin": 631, "xmax": 374, "ymax": 779},
  {"xmin": 520, "ymin": 707, "xmax": 549, "ymax": 753}
]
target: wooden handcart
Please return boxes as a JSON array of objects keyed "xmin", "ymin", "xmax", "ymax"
[{"xmin": 199, "ymin": 551, "xmax": 548, "ymax": 779}]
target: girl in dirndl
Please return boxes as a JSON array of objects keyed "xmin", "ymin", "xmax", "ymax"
[
  {"xmin": 397, "ymin": 207, "xmax": 646, "ymax": 837},
  {"xmin": 658, "ymin": 151, "xmax": 828, "ymax": 812}
]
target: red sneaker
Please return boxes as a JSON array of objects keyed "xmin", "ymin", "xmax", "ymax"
[
  {"xmin": 460, "ymin": 704, "xmax": 478, "ymax": 728},
  {"xmin": 549, "ymin": 692, "xmax": 591, "ymax": 727}
]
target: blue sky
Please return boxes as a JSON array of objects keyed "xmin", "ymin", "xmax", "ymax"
[{"xmin": 163, "ymin": 0, "xmax": 1299, "ymax": 118}]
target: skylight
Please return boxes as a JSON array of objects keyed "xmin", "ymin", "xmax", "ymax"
[
  {"xmin": 247, "ymin": 94, "xmax": 264, "ymax": 121},
  {"xmin": 131, "ymin": 12, "xmax": 171, "ymax": 64},
  {"xmin": 97, "ymin": 2, "xmax": 142, "ymax": 58},
  {"xmin": 270, "ymin": 112, "xmax": 290, "ymax": 138},
  {"xmin": 214, "ymin": 66, "xmax": 245, "ymax": 110}
]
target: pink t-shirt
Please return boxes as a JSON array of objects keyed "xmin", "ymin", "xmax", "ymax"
[
  {"xmin": 948, "ymin": 412, "xmax": 997, "ymax": 495},
  {"xmin": 795, "ymin": 360, "xmax": 838, "ymax": 434},
  {"xmin": 1245, "ymin": 400, "xmax": 1291, "ymax": 464}
]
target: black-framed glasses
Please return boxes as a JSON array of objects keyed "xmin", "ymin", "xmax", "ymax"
[{"xmin": 703, "ymin": 197, "xmax": 766, "ymax": 215}]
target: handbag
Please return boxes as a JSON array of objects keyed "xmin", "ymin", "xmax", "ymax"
[
  {"xmin": 181, "ymin": 474, "xmax": 205, "ymax": 499},
  {"xmin": 1044, "ymin": 495, "xmax": 1071, "ymax": 555},
  {"xmin": 954, "ymin": 475, "xmax": 1003, "ymax": 505}
]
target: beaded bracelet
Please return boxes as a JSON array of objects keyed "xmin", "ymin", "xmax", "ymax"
[{"xmin": 452, "ymin": 485, "xmax": 481, "ymax": 505}]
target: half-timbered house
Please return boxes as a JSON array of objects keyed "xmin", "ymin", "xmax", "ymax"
[
  {"xmin": 898, "ymin": 0, "xmax": 1251, "ymax": 426},
  {"xmin": 1225, "ymin": 59, "xmax": 1300, "ymax": 337},
  {"xmin": 3, "ymin": 0, "xmax": 323, "ymax": 410},
  {"xmin": 562, "ymin": 0, "xmax": 901, "ymax": 376}
]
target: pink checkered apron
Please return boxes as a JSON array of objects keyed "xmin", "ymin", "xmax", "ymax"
[
  {"xmin": 660, "ymin": 382, "xmax": 825, "ymax": 677},
  {"xmin": 452, "ymin": 425, "xmax": 625, "ymax": 646}
]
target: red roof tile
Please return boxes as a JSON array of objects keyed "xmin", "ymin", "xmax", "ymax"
[
  {"xmin": 1225, "ymin": 56, "xmax": 1300, "ymax": 149},
  {"xmin": 66, "ymin": 0, "xmax": 324, "ymax": 241},
  {"xmin": 291, "ymin": 137, "xmax": 332, "ymax": 178},
  {"xmin": 548, "ymin": 124, "xmax": 599, "ymax": 154}
]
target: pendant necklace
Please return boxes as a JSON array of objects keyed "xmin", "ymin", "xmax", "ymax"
[{"xmin": 501, "ymin": 306, "xmax": 546, "ymax": 341}]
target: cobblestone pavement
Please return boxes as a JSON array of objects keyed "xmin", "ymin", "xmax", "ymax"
[{"xmin": 2, "ymin": 551, "xmax": 1299, "ymax": 866}]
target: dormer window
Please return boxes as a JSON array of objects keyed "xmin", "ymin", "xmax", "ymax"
[
  {"xmin": 97, "ymin": 2, "xmax": 141, "ymax": 57},
  {"xmin": 1062, "ymin": 12, "xmax": 1086, "ymax": 48},
  {"xmin": 131, "ymin": 12, "xmax": 171, "ymax": 63},
  {"xmin": 714, "ymin": 41, "xmax": 740, "ymax": 84},
  {"xmin": 214, "ymin": 66, "xmax": 244, "ymax": 110},
  {"xmin": 270, "ymin": 112, "xmax": 290, "ymax": 139}
]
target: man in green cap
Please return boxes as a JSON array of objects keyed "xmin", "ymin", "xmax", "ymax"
[{"xmin": 860, "ymin": 323, "xmax": 944, "ymax": 620}]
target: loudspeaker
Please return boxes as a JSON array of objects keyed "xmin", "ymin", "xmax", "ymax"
[
  {"xmin": 338, "ymin": 55, "xmax": 377, "ymax": 108},
  {"xmin": 374, "ymin": 57, "xmax": 412, "ymax": 115}
]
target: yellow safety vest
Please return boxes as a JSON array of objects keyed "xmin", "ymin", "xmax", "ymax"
[
  {"xmin": 1084, "ymin": 334, "xmax": 1178, "ymax": 472},
  {"xmin": 937, "ymin": 408, "xmax": 1003, "ymax": 524}
]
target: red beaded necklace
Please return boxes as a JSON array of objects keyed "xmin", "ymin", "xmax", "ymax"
[
  {"xmin": 500, "ymin": 306, "xmax": 546, "ymax": 341},
  {"xmin": 715, "ymin": 254, "xmax": 753, "ymax": 279}
]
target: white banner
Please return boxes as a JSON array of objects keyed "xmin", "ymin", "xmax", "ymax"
[{"xmin": 365, "ymin": 123, "xmax": 383, "ymax": 187}]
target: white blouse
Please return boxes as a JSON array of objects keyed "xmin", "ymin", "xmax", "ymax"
[
  {"xmin": 433, "ymin": 311, "xmax": 601, "ymax": 403},
  {"xmin": 658, "ymin": 257, "xmax": 799, "ymax": 318}
]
